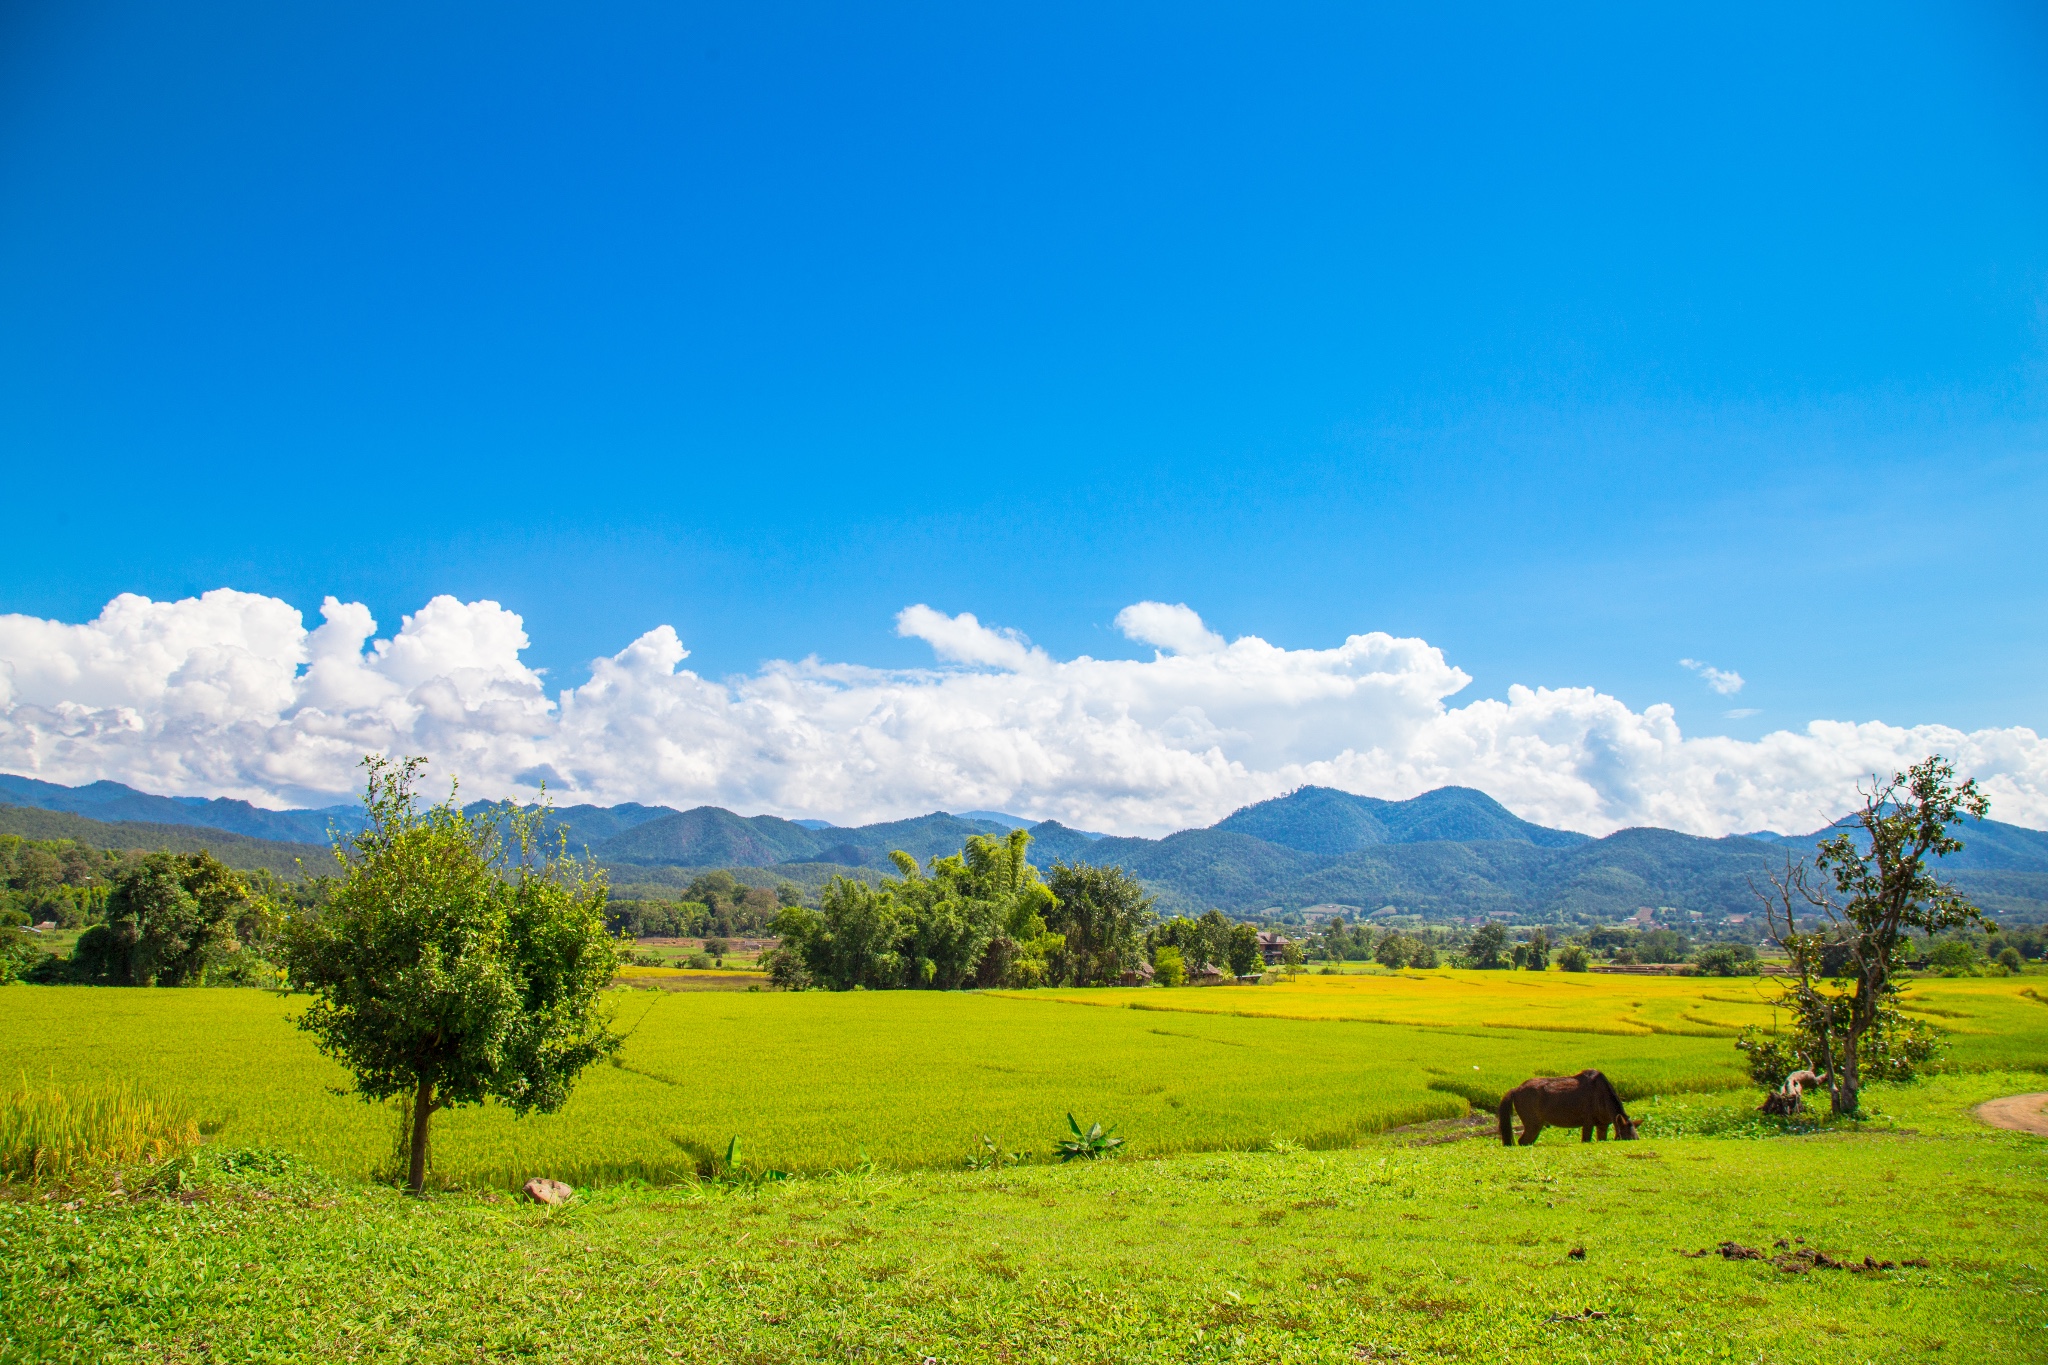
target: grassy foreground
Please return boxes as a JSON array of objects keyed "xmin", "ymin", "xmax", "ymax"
[{"xmin": 4, "ymin": 1072, "xmax": 2043, "ymax": 1364}]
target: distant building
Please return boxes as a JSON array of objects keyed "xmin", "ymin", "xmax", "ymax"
[{"xmin": 1257, "ymin": 930, "xmax": 1293, "ymax": 966}]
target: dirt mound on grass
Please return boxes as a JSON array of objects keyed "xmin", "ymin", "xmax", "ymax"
[{"xmin": 1974, "ymin": 1093, "xmax": 2048, "ymax": 1137}]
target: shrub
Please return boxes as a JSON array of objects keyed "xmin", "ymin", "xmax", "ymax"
[
  {"xmin": 1734, "ymin": 1027, "xmax": 1804, "ymax": 1091},
  {"xmin": 1998, "ymin": 946, "xmax": 2024, "ymax": 974},
  {"xmin": 1152, "ymin": 944, "xmax": 1187, "ymax": 987},
  {"xmin": 1374, "ymin": 932, "xmax": 1412, "ymax": 969},
  {"xmin": 1693, "ymin": 942, "xmax": 1760, "ymax": 977},
  {"xmin": 1556, "ymin": 944, "xmax": 1589, "ymax": 972},
  {"xmin": 0, "ymin": 1077, "xmax": 199, "ymax": 1188},
  {"xmin": 1925, "ymin": 939, "xmax": 1981, "ymax": 974},
  {"xmin": 686, "ymin": 952, "xmax": 714, "ymax": 970},
  {"xmin": 1635, "ymin": 928, "xmax": 1690, "ymax": 964},
  {"xmin": 1408, "ymin": 942, "xmax": 1438, "ymax": 970},
  {"xmin": 208, "ymin": 948, "xmax": 284, "ymax": 988},
  {"xmin": 763, "ymin": 946, "xmax": 811, "ymax": 991},
  {"xmin": 0, "ymin": 929, "xmax": 44, "ymax": 985}
]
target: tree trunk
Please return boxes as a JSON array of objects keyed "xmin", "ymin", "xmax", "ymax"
[
  {"xmin": 407, "ymin": 1076, "xmax": 435, "ymax": 1195},
  {"xmin": 1831, "ymin": 1033, "xmax": 1860, "ymax": 1117}
]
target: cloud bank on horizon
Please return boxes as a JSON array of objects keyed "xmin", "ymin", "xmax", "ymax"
[{"xmin": 0, "ymin": 589, "xmax": 2042, "ymax": 838}]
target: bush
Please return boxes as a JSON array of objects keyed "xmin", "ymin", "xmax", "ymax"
[
  {"xmin": 1374, "ymin": 932, "xmax": 1412, "ymax": 969},
  {"xmin": 1408, "ymin": 942, "xmax": 1438, "ymax": 970},
  {"xmin": 1998, "ymin": 946, "xmax": 2024, "ymax": 974},
  {"xmin": 1925, "ymin": 939, "xmax": 1981, "ymax": 974},
  {"xmin": 763, "ymin": 946, "xmax": 811, "ymax": 991},
  {"xmin": 1635, "ymin": 928, "xmax": 1690, "ymax": 964},
  {"xmin": 1152, "ymin": 944, "xmax": 1187, "ymax": 987},
  {"xmin": 0, "ymin": 929, "xmax": 44, "ymax": 985},
  {"xmin": 1734, "ymin": 1027, "xmax": 1804, "ymax": 1091},
  {"xmin": 1693, "ymin": 942, "xmax": 1760, "ymax": 977},
  {"xmin": 686, "ymin": 952, "xmax": 714, "ymax": 970},
  {"xmin": 1555, "ymin": 944, "xmax": 1589, "ymax": 972},
  {"xmin": 208, "ymin": 948, "xmax": 283, "ymax": 989}
]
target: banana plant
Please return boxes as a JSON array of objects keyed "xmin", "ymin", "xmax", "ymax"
[{"xmin": 1054, "ymin": 1113, "xmax": 1124, "ymax": 1162}]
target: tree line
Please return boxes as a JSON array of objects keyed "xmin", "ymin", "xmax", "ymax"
[
  {"xmin": 1, "ymin": 841, "xmax": 307, "ymax": 987},
  {"xmin": 605, "ymin": 871, "xmax": 794, "ymax": 939},
  {"xmin": 766, "ymin": 832, "xmax": 1155, "ymax": 990}
]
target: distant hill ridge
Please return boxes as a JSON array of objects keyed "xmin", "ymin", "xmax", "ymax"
[{"xmin": 4, "ymin": 775, "xmax": 2044, "ymax": 922}]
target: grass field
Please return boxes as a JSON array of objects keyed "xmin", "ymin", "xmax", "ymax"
[
  {"xmin": 3, "ymin": 1070, "xmax": 2042, "ymax": 1364},
  {"xmin": 3, "ymin": 972, "xmax": 2043, "ymax": 1189}
]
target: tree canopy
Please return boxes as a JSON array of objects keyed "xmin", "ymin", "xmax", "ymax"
[
  {"xmin": 71, "ymin": 850, "xmax": 257, "ymax": 986},
  {"xmin": 283, "ymin": 757, "xmax": 620, "ymax": 1193},
  {"xmin": 1757, "ymin": 755, "xmax": 1987, "ymax": 1116}
]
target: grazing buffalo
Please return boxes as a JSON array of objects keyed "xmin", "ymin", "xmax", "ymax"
[{"xmin": 1496, "ymin": 1069, "xmax": 1638, "ymax": 1146}]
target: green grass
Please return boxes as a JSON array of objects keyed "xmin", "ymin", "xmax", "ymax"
[{"xmin": 3, "ymin": 1071, "xmax": 2043, "ymax": 1363}]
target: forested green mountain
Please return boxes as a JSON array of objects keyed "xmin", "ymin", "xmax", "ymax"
[
  {"xmin": 597, "ymin": 807, "xmax": 1020, "ymax": 868},
  {"xmin": 7, "ymin": 776, "xmax": 2045, "ymax": 923},
  {"xmin": 0, "ymin": 773, "xmax": 364, "ymax": 844},
  {"xmin": 1211, "ymin": 785, "xmax": 1589, "ymax": 853},
  {"xmin": 0, "ymin": 804, "xmax": 326, "ymax": 877}
]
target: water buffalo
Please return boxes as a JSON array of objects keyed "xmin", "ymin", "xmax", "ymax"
[{"xmin": 1496, "ymin": 1069, "xmax": 1638, "ymax": 1146}]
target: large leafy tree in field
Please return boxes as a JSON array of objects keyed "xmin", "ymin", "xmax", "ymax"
[
  {"xmin": 73, "ymin": 851, "xmax": 252, "ymax": 985},
  {"xmin": 1045, "ymin": 861, "xmax": 1155, "ymax": 986},
  {"xmin": 284, "ymin": 758, "xmax": 621, "ymax": 1194},
  {"xmin": 1756, "ymin": 755, "xmax": 1987, "ymax": 1117},
  {"xmin": 1464, "ymin": 922, "xmax": 1510, "ymax": 969}
]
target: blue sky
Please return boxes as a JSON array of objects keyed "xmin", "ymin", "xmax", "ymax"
[{"xmin": 3, "ymin": 1, "xmax": 2045, "ymax": 746}]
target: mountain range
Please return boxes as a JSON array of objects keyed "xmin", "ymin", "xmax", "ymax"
[{"xmin": 5, "ymin": 774, "xmax": 2045, "ymax": 924}]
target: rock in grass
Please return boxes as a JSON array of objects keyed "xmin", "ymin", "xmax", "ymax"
[{"xmin": 523, "ymin": 1178, "xmax": 573, "ymax": 1206}]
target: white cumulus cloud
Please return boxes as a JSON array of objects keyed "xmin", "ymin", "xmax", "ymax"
[
  {"xmin": 1, "ymin": 590, "xmax": 2043, "ymax": 838},
  {"xmin": 1680, "ymin": 658, "xmax": 1746, "ymax": 696},
  {"xmin": 1115, "ymin": 601, "xmax": 1227, "ymax": 655}
]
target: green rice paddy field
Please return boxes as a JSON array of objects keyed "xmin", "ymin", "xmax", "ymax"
[{"xmin": 1, "ymin": 972, "xmax": 2043, "ymax": 1187}]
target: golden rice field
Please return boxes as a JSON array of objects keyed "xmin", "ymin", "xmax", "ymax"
[
  {"xmin": 2, "ymin": 971, "xmax": 2041, "ymax": 1189},
  {"xmin": 1006, "ymin": 969, "xmax": 2048, "ymax": 1070}
]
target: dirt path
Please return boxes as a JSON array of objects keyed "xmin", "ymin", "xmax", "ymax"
[{"xmin": 1974, "ymin": 1093, "xmax": 2048, "ymax": 1136}]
